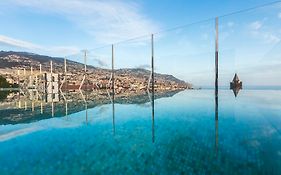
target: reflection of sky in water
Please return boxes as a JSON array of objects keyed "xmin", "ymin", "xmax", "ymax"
[{"xmin": 0, "ymin": 90, "xmax": 281, "ymax": 174}]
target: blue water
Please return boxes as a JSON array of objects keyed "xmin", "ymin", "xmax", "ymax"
[{"xmin": 0, "ymin": 90, "xmax": 281, "ymax": 174}]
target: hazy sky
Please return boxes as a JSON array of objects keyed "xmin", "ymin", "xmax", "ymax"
[{"xmin": 0, "ymin": 0, "xmax": 280, "ymax": 86}]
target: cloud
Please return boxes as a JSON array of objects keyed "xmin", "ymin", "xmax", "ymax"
[
  {"xmin": 0, "ymin": 34, "xmax": 79, "ymax": 56},
  {"xmin": 8, "ymin": 0, "xmax": 159, "ymax": 44},
  {"xmin": 249, "ymin": 20, "xmax": 280, "ymax": 44},
  {"xmin": 262, "ymin": 33, "xmax": 280, "ymax": 44},
  {"xmin": 250, "ymin": 21, "xmax": 263, "ymax": 30},
  {"xmin": 251, "ymin": 31, "xmax": 280, "ymax": 44},
  {"xmin": 279, "ymin": 12, "xmax": 281, "ymax": 19},
  {"xmin": 0, "ymin": 35, "xmax": 41, "ymax": 50}
]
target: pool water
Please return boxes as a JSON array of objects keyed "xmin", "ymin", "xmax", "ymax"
[{"xmin": 0, "ymin": 90, "xmax": 281, "ymax": 174}]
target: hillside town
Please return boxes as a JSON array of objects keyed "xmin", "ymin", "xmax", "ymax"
[{"xmin": 0, "ymin": 51, "xmax": 191, "ymax": 97}]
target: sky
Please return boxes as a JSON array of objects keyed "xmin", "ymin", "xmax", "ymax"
[{"xmin": 0, "ymin": 0, "xmax": 281, "ymax": 86}]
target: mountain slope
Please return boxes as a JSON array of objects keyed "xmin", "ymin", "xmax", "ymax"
[{"xmin": 0, "ymin": 51, "xmax": 191, "ymax": 88}]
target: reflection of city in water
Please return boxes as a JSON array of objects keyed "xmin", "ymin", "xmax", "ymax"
[
  {"xmin": 0, "ymin": 87, "xmax": 159, "ymax": 144},
  {"xmin": 0, "ymin": 88, "xmax": 176, "ymax": 127}
]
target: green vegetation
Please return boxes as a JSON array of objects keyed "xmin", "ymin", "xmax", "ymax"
[
  {"xmin": 0, "ymin": 76, "xmax": 10, "ymax": 88},
  {"xmin": 0, "ymin": 91, "xmax": 9, "ymax": 101},
  {"xmin": 0, "ymin": 76, "xmax": 19, "ymax": 88}
]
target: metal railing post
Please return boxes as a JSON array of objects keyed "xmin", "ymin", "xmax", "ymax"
[
  {"xmin": 215, "ymin": 17, "xmax": 219, "ymax": 154},
  {"xmin": 151, "ymin": 34, "xmax": 155, "ymax": 143},
  {"xmin": 215, "ymin": 17, "xmax": 219, "ymax": 95},
  {"xmin": 112, "ymin": 44, "xmax": 115, "ymax": 134}
]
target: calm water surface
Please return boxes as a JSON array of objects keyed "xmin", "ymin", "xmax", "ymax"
[{"xmin": 0, "ymin": 90, "xmax": 281, "ymax": 175}]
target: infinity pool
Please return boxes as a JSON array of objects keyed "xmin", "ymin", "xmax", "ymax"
[{"xmin": 0, "ymin": 90, "xmax": 281, "ymax": 174}]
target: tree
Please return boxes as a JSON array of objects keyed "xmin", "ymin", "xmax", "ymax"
[
  {"xmin": 0, "ymin": 76, "xmax": 10, "ymax": 88},
  {"xmin": 0, "ymin": 91, "xmax": 9, "ymax": 101}
]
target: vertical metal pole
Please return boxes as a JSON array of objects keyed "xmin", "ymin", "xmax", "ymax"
[
  {"xmin": 215, "ymin": 17, "xmax": 219, "ymax": 93},
  {"xmin": 17, "ymin": 70, "xmax": 20, "ymax": 86},
  {"xmin": 17, "ymin": 70, "xmax": 21, "ymax": 106},
  {"xmin": 215, "ymin": 17, "xmax": 219, "ymax": 154},
  {"xmin": 215, "ymin": 17, "xmax": 219, "ymax": 121},
  {"xmin": 151, "ymin": 34, "xmax": 155, "ymax": 143},
  {"xmin": 35, "ymin": 75, "xmax": 38, "ymax": 89},
  {"xmin": 50, "ymin": 60, "xmax": 54, "ymax": 112},
  {"xmin": 39, "ymin": 64, "xmax": 42, "ymax": 89},
  {"xmin": 151, "ymin": 34, "xmax": 155, "ymax": 95},
  {"xmin": 23, "ymin": 69, "xmax": 26, "ymax": 90},
  {"xmin": 111, "ymin": 44, "xmax": 115, "ymax": 131},
  {"xmin": 64, "ymin": 57, "xmax": 67, "ymax": 74},
  {"xmin": 84, "ymin": 51, "xmax": 87, "ymax": 73},
  {"xmin": 50, "ymin": 61, "xmax": 53, "ymax": 74},
  {"xmin": 79, "ymin": 51, "xmax": 87, "ymax": 91},
  {"xmin": 50, "ymin": 61, "xmax": 53, "ymax": 95},
  {"xmin": 64, "ymin": 57, "xmax": 67, "ymax": 90},
  {"xmin": 30, "ymin": 66, "xmax": 33, "ymax": 87},
  {"xmin": 84, "ymin": 51, "xmax": 87, "ymax": 91},
  {"xmin": 112, "ymin": 45, "xmax": 115, "ymax": 94}
]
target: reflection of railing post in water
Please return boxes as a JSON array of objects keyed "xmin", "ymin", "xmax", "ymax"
[
  {"xmin": 32, "ymin": 101, "xmax": 35, "ymax": 112},
  {"xmin": 18, "ymin": 100, "xmax": 22, "ymax": 109},
  {"xmin": 65, "ymin": 102, "xmax": 68, "ymax": 117},
  {"xmin": 60, "ymin": 88, "xmax": 68, "ymax": 119},
  {"xmin": 215, "ymin": 88, "xmax": 219, "ymax": 154},
  {"xmin": 24, "ymin": 101, "xmax": 27, "ymax": 111},
  {"xmin": 40, "ymin": 101, "xmax": 43, "ymax": 114},
  {"xmin": 215, "ymin": 17, "xmax": 219, "ymax": 154},
  {"xmin": 38, "ymin": 91, "xmax": 43, "ymax": 114},
  {"xmin": 80, "ymin": 90, "xmax": 88, "ymax": 124},
  {"xmin": 151, "ymin": 34, "xmax": 155, "ymax": 143},
  {"xmin": 112, "ymin": 89, "xmax": 115, "ymax": 135},
  {"xmin": 112, "ymin": 44, "xmax": 115, "ymax": 135},
  {"xmin": 52, "ymin": 101, "xmax": 54, "ymax": 117},
  {"xmin": 85, "ymin": 97, "xmax": 88, "ymax": 124}
]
